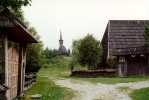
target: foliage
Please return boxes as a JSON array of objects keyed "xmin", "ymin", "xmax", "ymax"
[
  {"xmin": 0, "ymin": 1, "xmax": 44, "ymax": 73},
  {"xmin": 130, "ymin": 87, "xmax": 149, "ymax": 100},
  {"xmin": 43, "ymin": 47, "xmax": 58, "ymax": 64},
  {"xmin": 144, "ymin": 23, "xmax": 149, "ymax": 46},
  {"xmin": 26, "ymin": 27, "xmax": 44, "ymax": 72},
  {"xmin": 0, "ymin": 0, "xmax": 31, "ymax": 27},
  {"xmin": 42, "ymin": 64, "xmax": 50, "ymax": 69},
  {"xmin": 0, "ymin": 0, "xmax": 31, "ymax": 11},
  {"xmin": 76, "ymin": 34, "xmax": 102, "ymax": 70},
  {"xmin": 69, "ymin": 39, "xmax": 81, "ymax": 71},
  {"xmin": 68, "ymin": 49, "xmax": 70, "ymax": 55},
  {"xmin": 106, "ymin": 57, "xmax": 116, "ymax": 68}
]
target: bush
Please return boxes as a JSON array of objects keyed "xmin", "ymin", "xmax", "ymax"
[
  {"xmin": 106, "ymin": 57, "xmax": 116, "ymax": 68},
  {"xmin": 42, "ymin": 64, "xmax": 50, "ymax": 69}
]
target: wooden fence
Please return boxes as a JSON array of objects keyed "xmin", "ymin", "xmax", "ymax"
[
  {"xmin": 71, "ymin": 69, "xmax": 117, "ymax": 77},
  {"xmin": 24, "ymin": 72, "xmax": 37, "ymax": 90}
]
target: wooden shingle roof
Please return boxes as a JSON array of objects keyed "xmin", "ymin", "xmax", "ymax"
[
  {"xmin": 0, "ymin": 8, "xmax": 38, "ymax": 43},
  {"xmin": 102, "ymin": 20, "xmax": 149, "ymax": 58}
]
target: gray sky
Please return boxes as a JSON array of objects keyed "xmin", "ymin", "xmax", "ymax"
[{"xmin": 22, "ymin": 0, "xmax": 149, "ymax": 50}]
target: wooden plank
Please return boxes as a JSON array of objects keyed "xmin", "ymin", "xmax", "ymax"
[
  {"xmin": 2, "ymin": 34, "xmax": 8, "ymax": 99},
  {"xmin": 17, "ymin": 43, "xmax": 27, "ymax": 96}
]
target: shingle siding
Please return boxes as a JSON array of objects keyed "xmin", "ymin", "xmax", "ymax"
[{"xmin": 102, "ymin": 20, "xmax": 149, "ymax": 57}]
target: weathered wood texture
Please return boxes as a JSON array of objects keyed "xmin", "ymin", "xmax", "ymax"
[
  {"xmin": 2, "ymin": 34, "xmax": 8, "ymax": 85},
  {"xmin": 102, "ymin": 20, "xmax": 149, "ymax": 58},
  {"xmin": 101, "ymin": 24, "xmax": 109, "ymax": 59},
  {"xmin": 71, "ymin": 69, "xmax": 117, "ymax": 77},
  {"xmin": 18, "ymin": 43, "xmax": 26, "ymax": 96},
  {"xmin": 7, "ymin": 47, "xmax": 18, "ymax": 100},
  {"xmin": 24, "ymin": 72, "xmax": 36, "ymax": 90},
  {"xmin": 0, "ymin": 8, "xmax": 37, "ymax": 43},
  {"xmin": 117, "ymin": 55, "xmax": 149, "ymax": 76},
  {"xmin": 101, "ymin": 20, "xmax": 149, "ymax": 76},
  {"xmin": 0, "ymin": 8, "xmax": 38, "ymax": 99}
]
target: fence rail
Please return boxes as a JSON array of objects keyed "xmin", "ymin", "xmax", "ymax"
[{"xmin": 71, "ymin": 69, "xmax": 117, "ymax": 77}]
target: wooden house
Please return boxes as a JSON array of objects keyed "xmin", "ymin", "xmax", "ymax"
[
  {"xmin": 101, "ymin": 20, "xmax": 149, "ymax": 77},
  {"xmin": 0, "ymin": 8, "xmax": 38, "ymax": 99}
]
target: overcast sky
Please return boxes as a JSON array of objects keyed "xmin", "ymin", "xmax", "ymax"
[{"xmin": 22, "ymin": 0, "xmax": 149, "ymax": 50}]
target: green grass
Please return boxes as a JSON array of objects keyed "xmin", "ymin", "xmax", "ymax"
[
  {"xmin": 117, "ymin": 86, "xmax": 132, "ymax": 93},
  {"xmin": 23, "ymin": 77, "xmax": 75, "ymax": 100},
  {"xmin": 129, "ymin": 88, "xmax": 149, "ymax": 100},
  {"xmin": 23, "ymin": 57, "xmax": 149, "ymax": 100},
  {"xmin": 64, "ymin": 75, "xmax": 149, "ymax": 84},
  {"xmin": 39, "ymin": 65, "xmax": 149, "ymax": 84}
]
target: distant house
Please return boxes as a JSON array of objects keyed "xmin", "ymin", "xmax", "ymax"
[
  {"xmin": 58, "ymin": 31, "xmax": 68, "ymax": 56},
  {"xmin": 101, "ymin": 20, "xmax": 149, "ymax": 77}
]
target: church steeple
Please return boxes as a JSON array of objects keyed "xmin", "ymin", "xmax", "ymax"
[
  {"xmin": 58, "ymin": 30, "xmax": 68, "ymax": 56},
  {"xmin": 59, "ymin": 30, "xmax": 63, "ymax": 47},
  {"xmin": 60, "ymin": 30, "xmax": 62, "ymax": 40}
]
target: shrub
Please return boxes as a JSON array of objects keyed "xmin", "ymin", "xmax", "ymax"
[
  {"xmin": 106, "ymin": 57, "xmax": 116, "ymax": 68},
  {"xmin": 42, "ymin": 64, "xmax": 50, "ymax": 69}
]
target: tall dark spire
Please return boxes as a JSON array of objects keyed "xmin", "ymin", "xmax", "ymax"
[
  {"xmin": 59, "ymin": 30, "xmax": 63, "ymax": 47},
  {"xmin": 58, "ymin": 30, "xmax": 68, "ymax": 56},
  {"xmin": 60, "ymin": 30, "xmax": 62, "ymax": 40}
]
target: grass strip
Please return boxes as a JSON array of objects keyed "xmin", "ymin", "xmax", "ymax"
[
  {"xmin": 129, "ymin": 87, "xmax": 149, "ymax": 100},
  {"xmin": 23, "ymin": 77, "xmax": 74, "ymax": 100}
]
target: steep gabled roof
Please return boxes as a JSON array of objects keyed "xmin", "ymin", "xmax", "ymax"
[
  {"xmin": 102, "ymin": 20, "xmax": 149, "ymax": 58},
  {"xmin": 58, "ymin": 46, "xmax": 67, "ymax": 54},
  {"xmin": 0, "ymin": 8, "xmax": 38, "ymax": 43}
]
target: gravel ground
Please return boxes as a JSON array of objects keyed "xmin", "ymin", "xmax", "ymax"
[{"xmin": 50, "ymin": 77, "xmax": 149, "ymax": 100}]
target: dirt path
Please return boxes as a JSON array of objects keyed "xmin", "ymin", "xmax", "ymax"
[{"xmin": 50, "ymin": 77, "xmax": 149, "ymax": 100}]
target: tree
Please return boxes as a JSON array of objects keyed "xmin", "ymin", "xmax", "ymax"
[
  {"xmin": 26, "ymin": 27, "xmax": 44, "ymax": 72},
  {"xmin": 0, "ymin": 0, "xmax": 31, "ymax": 11},
  {"xmin": 69, "ymin": 39, "xmax": 80, "ymax": 71},
  {"xmin": 76, "ymin": 34, "xmax": 102, "ymax": 70},
  {"xmin": 144, "ymin": 23, "xmax": 149, "ymax": 46},
  {"xmin": 0, "ymin": 0, "xmax": 31, "ymax": 27},
  {"xmin": 68, "ymin": 49, "xmax": 70, "ymax": 55},
  {"xmin": 52, "ymin": 49, "xmax": 58, "ymax": 58}
]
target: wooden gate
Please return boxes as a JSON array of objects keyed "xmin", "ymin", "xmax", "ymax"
[{"xmin": 7, "ymin": 47, "xmax": 19, "ymax": 100}]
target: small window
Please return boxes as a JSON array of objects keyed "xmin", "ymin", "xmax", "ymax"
[{"xmin": 119, "ymin": 57, "xmax": 125, "ymax": 62}]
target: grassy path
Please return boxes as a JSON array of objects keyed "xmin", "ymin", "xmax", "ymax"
[
  {"xmin": 23, "ymin": 64, "xmax": 149, "ymax": 100},
  {"xmin": 51, "ymin": 77, "xmax": 149, "ymax": 100}
]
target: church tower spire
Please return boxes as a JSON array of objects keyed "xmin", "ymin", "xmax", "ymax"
[
  {"xmin": 60, "ymin": 30, "xmax": 62, "ymax": 40},
  {"xmin": 59, "ymin": 30, "xmax": 63, "ymax": 47},
  {"xmin": 58, "ymin": 30, "xmax": 68, "ymax": 56}
]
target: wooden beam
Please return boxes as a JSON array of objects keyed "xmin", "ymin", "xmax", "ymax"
[
  {"xmin": 2, "ymin": 34, "xmax": 8, "ymax": 98},
  {"xmin": 18, "ymin": 43, "xmax": 27, "ymax": 96},
  {"xmin": 22, "ymin": 43, "xmax": 27, "ymax": 93}
]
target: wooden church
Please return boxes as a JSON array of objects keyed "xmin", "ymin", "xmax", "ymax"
[
  {"xmin": 58, "ymin": 31, "xmax": 68, "ymax": 56},
  {"xmin": 102, "ymin": 20, "xmax": 149, "ymax": 77}
]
